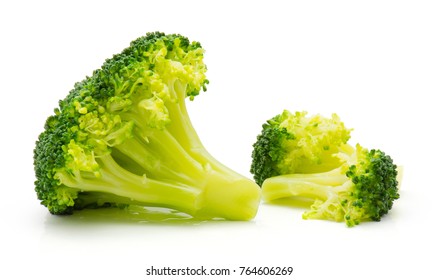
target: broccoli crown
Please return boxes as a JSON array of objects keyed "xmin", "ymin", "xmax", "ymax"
[
  {"xmin": 34, "ymin": 32, "xmax": 260, "ymax": 220},
  {"xmin": 262, "ymin": 144, "xmax": 400, "ymax": 227},
  {"xmin": 250, "ymin": 110, "xmax": 352, "ymax": 186},
  {"xmin": 342, "ymin": 146, "xmax": 400, "ymax": 225}
]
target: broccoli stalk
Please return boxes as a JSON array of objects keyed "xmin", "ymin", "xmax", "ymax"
[
  {"xmin": 262, "ymin": 144, "xmax": 400, "ymax": 227},
  {"xmin": 34, "ymin": 32, "xmax": 261, "ymax": 220}
]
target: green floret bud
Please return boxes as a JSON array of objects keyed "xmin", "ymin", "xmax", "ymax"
[
  {"xmin": 250, "ymin": 110, "xmax": 352, "ymax": 186},
  {"xmin": 262, "ymin": 144, "xmax": 400, "ymax": 227},
  {"xmin": 34, "ymin": 32, "xmax": 260, "ymax": 220}
]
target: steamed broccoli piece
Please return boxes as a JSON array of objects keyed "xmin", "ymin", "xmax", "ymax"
[
  {"xmin": 262, "ymin": 144, "xmax": 400, "ymax": 227},
  {"xmin": 34, "ymin": 32, "xmax": 261, "ymax": 221},
  {"xmin": 250, "ymin": 110, "xmax": 352, "ymax": 186},
  {"xmin": 250, "ymin": 110, "xmax": 400, "ymax": 226}
]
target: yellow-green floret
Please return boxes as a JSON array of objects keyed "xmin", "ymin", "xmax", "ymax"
[{"xmin": 250, "ymin": 110, "xmax": 352, "ymax": 186}]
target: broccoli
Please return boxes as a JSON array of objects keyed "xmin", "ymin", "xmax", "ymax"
[
  {"xmin": 250, "ymin": 110, "xmax": 400, "ymax": 226},
  {"xmin": 250, "ymin": 110, "xmax": 352, "ymax": 186},
  {"xmin": 34, "ymin": 32, "xmax": 261, "ymax": 221},
  {"xmin": 262, "ymin": 144, "xmax": 400, "ymax": 227}
]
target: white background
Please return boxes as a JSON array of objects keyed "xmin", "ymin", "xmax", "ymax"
[{"xmin": 1, "ymin": 0, "xmax": 437, "ymax": 279}]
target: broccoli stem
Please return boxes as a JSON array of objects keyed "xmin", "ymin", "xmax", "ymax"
[
  {"xmin": 114, "ymin": 130, "xmax": 206, "ymax": 183},
  {"xmin": 57, "ymin": 152, "xmax": 259, "ymax": 220},
  {"xmin": 164, "ymin": 79, "xmax": 206, "ymax": 154},
  {"xmin": 162, "ymin": 80, "xmax": 243, "ymax": 179},
  {"xmin": 261, "ymin": 167, "xmax": 349, "ymax": 202},
  {"xmin": 56, "ymin": 154, "xmax": 202, "ymax": 214},
  {"xmin": 116, "ymin": 76, "xmax": 252, "ymax": 187},
  {"xmin": 262, "ymin": 170, "xmax": 354, "ymax": 223}
]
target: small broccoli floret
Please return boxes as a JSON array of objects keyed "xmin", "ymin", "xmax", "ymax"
[
  {"xmin": 250, "ymin": 110, "xmax": 400, "ymax": 226},
  {"xmin": 262, "ymin": 144, "xmax": 400, "ymax": 227},
  {"xmin": 34, "ymin": 32, "xmax": 261, "ymax": 221},
  {"xmin": 250, "ymin": 110, "xmax": 352, "ymax": 186}
]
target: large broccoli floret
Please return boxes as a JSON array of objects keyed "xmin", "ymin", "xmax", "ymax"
[
  {"xmin": 262, "ymin": 144, "xmax": 400, "ymax": 227},
  {"xmin": 34, "ymin": 32, "xmax": 261, "ymax": 221},
  {"xmin": 250, "ymin": 110, "xmax": 352, "ymax": 186}
]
